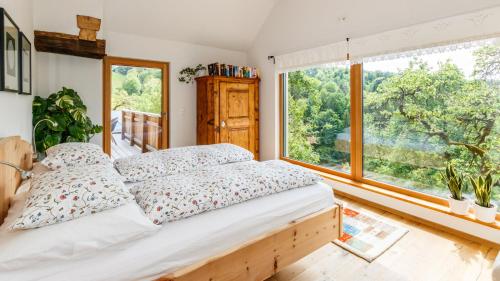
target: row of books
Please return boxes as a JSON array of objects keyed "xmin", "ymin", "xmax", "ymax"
[{"xmin": 207, "ymin": 63, "xmax": 258, "ymax": 78}]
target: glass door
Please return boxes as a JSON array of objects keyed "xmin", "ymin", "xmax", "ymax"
[{"xmin": 103, "ymin": 57, "xmax": 169, "ymax": 160}]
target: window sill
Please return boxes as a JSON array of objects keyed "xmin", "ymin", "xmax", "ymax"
[{"xmin": 281, "ymin": 158, "xmax": 500, "ymax": 230}]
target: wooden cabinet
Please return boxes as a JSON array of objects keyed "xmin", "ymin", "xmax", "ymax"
[{"xmin": 196, "ymin": 76, "xmax": 259, "ymax": 159}]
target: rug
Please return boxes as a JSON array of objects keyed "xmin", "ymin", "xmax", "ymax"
[{"xmin": 333, "ymin": 207, "xmax": 408, "ymax": 262}]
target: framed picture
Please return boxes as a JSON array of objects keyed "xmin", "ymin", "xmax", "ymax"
[
  {"xmin": 0, "ymin": 8, "xmax": 19, "ymax": 92},
  {"xmin": 19, "ymin": 32, "xmax": 31, "ymax": 95}
]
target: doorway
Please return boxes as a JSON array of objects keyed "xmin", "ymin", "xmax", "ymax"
[{"xmin": 103, "ymin": 56, "xmax": 169, "ymax": 160}]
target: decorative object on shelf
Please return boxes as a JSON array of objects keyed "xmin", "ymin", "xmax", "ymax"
[
  {"xmin": 76, "ymin": 15, "xmax": 101, "ymax": 41},
  {"xmin": 34, "ymin": 15, "xmax": 105, "ymax": 59},
  {"xmin": 19, "ymin": 32, "xmax": 31, "ymax": 95},
  {"xmin": 207, "ymin": 62, "xmax": 258, "ymax": 78},
  {"xmin": 470, "ymin": 172, "xmax": 497, "ymax": 223},
  {"xmin": 34, "ymin": 30, "xmax": 106, "ymax": 59},
  {"xmin": 0, "ymin": 8, "xmax": 20, "ymax": 92},
  {"xmin": 441, "ymin": 163, "xmax": 469, "ymax": 215},
  {"xmin": 178, "ymin": 64, "xmax": 206, "ymax": 84},
  {"xmin": 32, "ymin": 87, "xmax": 103, "ymax": 154}
]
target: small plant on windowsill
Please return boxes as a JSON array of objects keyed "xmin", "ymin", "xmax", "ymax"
[
  {"xmin": 441, "ymin": 163, "xmax": 469, "ymax": 215},
  {"xmin": 470, "ymin": 172, "xmax": 497, "ymax": 223},
  {"xmin": 178, "ymin": 64, "xmax": 206, "ymax": 84}
]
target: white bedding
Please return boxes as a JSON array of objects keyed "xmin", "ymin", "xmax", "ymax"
[{"xmin": 1, "ymin": 182, "xmax": 334, "ymax": 281}]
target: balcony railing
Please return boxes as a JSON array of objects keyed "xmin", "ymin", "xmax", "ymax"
[{"xmin": 121, "ymin": 110, "xmax": 162, "ymax": 153}]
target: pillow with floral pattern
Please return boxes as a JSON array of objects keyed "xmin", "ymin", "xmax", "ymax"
[
  {"xmin": 10, "ymin": 164, "xmax": 133, "ymax": 230},
  {"xmin": 41, "ymin": 142, "xmax": 111, "ymax": 170}
]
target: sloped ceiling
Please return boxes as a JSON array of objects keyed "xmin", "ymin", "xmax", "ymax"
[
  {"xmin": 252, "ymin": 0, "xmax": 500, "ymax": 54},
  {"xmin": 102, "ymin": 0, "xmax": 499, "ymax": 52},
  {"xmin": 103, "ymin": 0, "xmax": 279, "ymax": 51}
]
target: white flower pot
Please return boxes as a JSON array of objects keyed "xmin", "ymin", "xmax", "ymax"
[
  {"xmin": 473, "ymin": 203, "xmax": 498, "ymax": 223},
  {"xmin": 447, "ymin": 196, "xmax": 469, "ymax": 215}
]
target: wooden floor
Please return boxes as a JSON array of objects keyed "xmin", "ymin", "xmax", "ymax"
[
  {"xmin": 111, "ymin": 136, "xmax": 141, "ymax": 160},
  {"xmin": 267, "ymin": 195, "xmax": 499, "ymax": 281}
]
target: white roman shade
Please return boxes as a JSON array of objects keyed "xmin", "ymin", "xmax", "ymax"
[{"xmin": 275, "ymin": 6, "xmax": 500, "ymax": 72}]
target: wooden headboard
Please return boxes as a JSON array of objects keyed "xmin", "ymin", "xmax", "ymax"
[{"xmin": 0, "ymin": 136, "xmax": 32, "ymax": 225}]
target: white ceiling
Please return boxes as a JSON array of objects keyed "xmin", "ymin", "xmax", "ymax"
[
  {"xmin": 102, "ymin": 0, "xmax": 500, "ymax": 52},
  {"xmin": 253, "ymin": 0, "xmax": 500, "ymax": 54},
  {"xmin": 103, "ymin": 0, "xmax": 279, "ymax": 51}
]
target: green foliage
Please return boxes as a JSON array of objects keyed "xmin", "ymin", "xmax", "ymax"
[
  {"xmin": 470, "ymin": 172, "xmax": 495, "ymax": 207},
  {"xmin": 286, "ymin": 45, "xmax": 499, "ymax": 205},
  {"xmin": 122, "ymin": 72, "xmax": 142, "ymax": 95},
  {"xmin": 32, "ymin": 87, "xmax": 102, "ymax": 153},
  {"xmin": 111, "ymin": 67, "xmax": 162, "ymax": 114},
  {"xmin": 441, "ymin": 163, "xmax": 467, "ymax": 200},
  {"xmin": 178, "ymin": 64, "xmax": 206, "ymax": 84},
  {"xmin": 473, "ymin": 45, "xmax": 500, "ymax": 80},
  {"xmin": 286, "ymin": 67, "xmax": 351, "ymax": 171},
  {"xmin": 112, "ymin": 66, "xmax": 132, "ymax": 76}
]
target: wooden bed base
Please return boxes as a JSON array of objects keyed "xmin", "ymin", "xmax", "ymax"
[
  {"xmin": 160, "ymin": 205, "xmax": 342, "ymax": 281},
  {"xmin": 0, "ymin": 136, "xmax": 32, "ymax": 225},
  {"xmin": 0, "ymin": 136, "xmax": 343, "ymax": 281}
]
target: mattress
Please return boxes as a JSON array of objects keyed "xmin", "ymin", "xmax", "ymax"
[{"xmin": 4, "ymin": 182, "xmax": 334, "ymax": 281}]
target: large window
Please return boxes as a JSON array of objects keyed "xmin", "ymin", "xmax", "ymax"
[
  {"xmin": 362, "ymin": 40, "xmax": 499, "ymax": 206},
  {"xmin": 282, "ymin": 64, "xmax": 351, "ymax": 174},
  {"xmin": 281, "ymin": 38, "xmax": 499, "ymax": 210}
]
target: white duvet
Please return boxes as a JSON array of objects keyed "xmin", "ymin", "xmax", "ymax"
[
  {"xmin": 0, "ymin": 182, "xmax": 334, "ymax": 281},
  {"xmin": 131, "ymin": 160, "xmax": 322, "ymax": 225}
]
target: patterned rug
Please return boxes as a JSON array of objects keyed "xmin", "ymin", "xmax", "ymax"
[{"xmin": 333, "ymin": 207, "xmax": 408, "ymax": 262}]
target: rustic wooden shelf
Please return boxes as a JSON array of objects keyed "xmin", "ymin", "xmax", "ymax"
[{"xmin": 34, "ymin": 30, "xmax": 106, "ymax": 59}]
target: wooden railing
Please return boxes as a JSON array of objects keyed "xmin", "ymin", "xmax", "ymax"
[{"xmin": 121, "ymin": 110, "xmax": 162, "ymax": 153}]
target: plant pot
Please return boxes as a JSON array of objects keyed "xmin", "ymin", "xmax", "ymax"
[
  {"xmin": 473, "ymin": 203, "xmax": 497, "ymax": 223},
  {"xmin": 447, "ymin": 196, "xmax": 469, "ymax": 215}
]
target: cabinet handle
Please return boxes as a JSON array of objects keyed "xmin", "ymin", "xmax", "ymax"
[{"xmin": 221, "ymin": 120, "xmax": 226, "ymax": 128}]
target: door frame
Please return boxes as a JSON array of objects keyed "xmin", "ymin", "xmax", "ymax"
[{"xmin": 102, "ymin": 56, "xmax": 170, "ymax": 155}]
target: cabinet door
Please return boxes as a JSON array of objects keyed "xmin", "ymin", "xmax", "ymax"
[{"xmin": 219, "ymin": 82, "xmax": 256, "ymax": 156}]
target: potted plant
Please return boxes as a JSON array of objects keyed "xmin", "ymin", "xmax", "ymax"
[
  {"xmin": 178, "ymin": 64, "xmax": 206, "ymax": 84},
  {"xmin": 470, "ymin": 172, "xmax": 497, "ymax": 223},
  {"xmin": 441, "ymin": 164, "xmax": 469, "ymax": 215},
  {"xmin": 32, "ymin": 87, "xmax": 103, "ymax": 154}
]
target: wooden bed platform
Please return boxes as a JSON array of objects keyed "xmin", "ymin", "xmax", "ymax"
[
  {"xmin": 0, "ymin": 136, "xmax": 343, "ymax": 281},
  {"xmin": 161, "ymin": 205, "xmax": 342, "ymax": 281}
]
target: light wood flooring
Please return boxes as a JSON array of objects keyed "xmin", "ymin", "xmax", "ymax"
[{"xmin": 267, "ymin": 195, "xmax": 499, "ymax": 281}]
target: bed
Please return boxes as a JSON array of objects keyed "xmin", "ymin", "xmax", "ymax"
[{"xmin": 0, "ymin": 136, "xmax": 343, "ymax": 281}]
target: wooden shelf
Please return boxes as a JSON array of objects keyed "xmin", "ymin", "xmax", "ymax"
[
  {"xmin": 195, "ymin": 75, "xmax": 260, "ymax": 82},
  {"xmin": 34, "ymin": 30, "xmax": 106, "ymax": 59}
]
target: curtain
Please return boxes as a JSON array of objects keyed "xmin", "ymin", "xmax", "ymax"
[{"xmin": 275, "ymin": 6, "xmax": 500, "ymax": 72}]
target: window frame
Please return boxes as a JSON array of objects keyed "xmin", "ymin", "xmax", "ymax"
[{"xmin": 278, "ymin": 63, "xmax": 500, "ymax": 227}]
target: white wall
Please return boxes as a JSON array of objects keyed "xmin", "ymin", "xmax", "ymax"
[
  {"xmin": 106, "ymin": 31, "xmax": 247, "ymax": 147},
  {"xmin": 33, "ymin": 0, "xmax": 247, "ymax": 147},
  {"xmin": 0, "ymin": 0, "xmax": 34, "ymax": 141},
  {"xmin": 36, "ymin": 54, "xmax": 103, "ymax": 145}
]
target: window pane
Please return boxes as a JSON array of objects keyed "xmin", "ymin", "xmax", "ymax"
[
  {"xmin": 284, "ymin": 64, "xmax": 351, "ymax": 173},
  {"xmin": 362, "ymin": 39, "xmax": 500, "ymax": 208}
]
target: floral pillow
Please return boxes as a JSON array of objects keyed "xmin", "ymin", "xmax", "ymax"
[
  {"xmin": 10, "ymin": 164, "xmax": 133, "ymax": 230},
  {"xmin": 41, "ymin": 142, "xmax": 111, "ymax": 170},
  {"xmin": 114, "ymin": 143, "xmax": 254, "ymax": 182}
]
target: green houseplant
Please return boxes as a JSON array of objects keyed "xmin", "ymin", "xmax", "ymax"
[
  {"xmin": 32, "ymin": 87, "xmax": 103, "ymax": 154},
  {"xmin": 178, "ymin": 64, "xmax": 206, "ymax": 84},
  {"xmin": 469, "ymin": 172, "xmax": 497, "ymax": 223},
  {"xmin": 441, "ymin": 163, "xmax": 469, "ymax": 215}
]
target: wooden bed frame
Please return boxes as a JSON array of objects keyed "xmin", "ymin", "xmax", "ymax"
[{"xmin": 0, "ymin": 136, "xmax": 343, "ymax": 281}]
